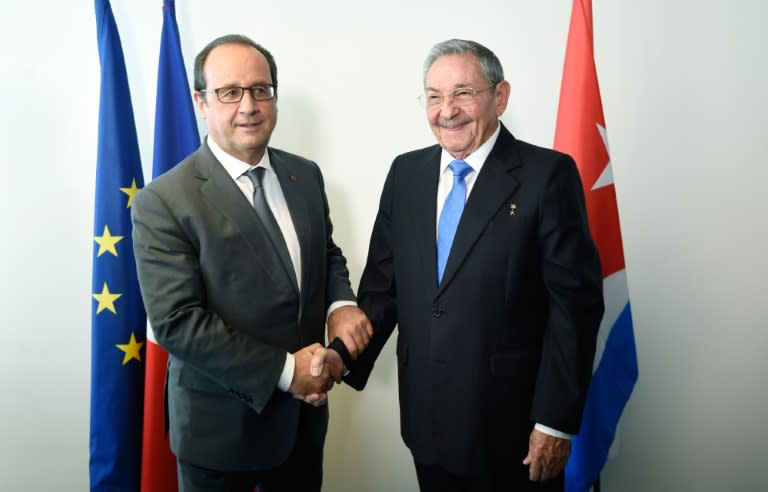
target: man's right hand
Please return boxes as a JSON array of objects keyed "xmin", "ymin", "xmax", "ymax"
[
  {"xmin": 288, "ymin": 344, "xmax": 343, "ymax": 406},
  {"xmin": 309, "ymin": 347, "xmax": 344, "ymax": 381},
  {"xmin": 327, "ymin": 306, "xmax": 373, "ymax": 359}
]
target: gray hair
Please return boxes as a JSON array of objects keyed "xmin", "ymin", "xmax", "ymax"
[{"xmin": 423, "ymin": 39, "xmax": 504, "ymax": 88}]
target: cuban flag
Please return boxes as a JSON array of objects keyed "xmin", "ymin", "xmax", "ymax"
[{"xmin": 553, "ymin": 1, "xmax": 639, "ymax": 491}]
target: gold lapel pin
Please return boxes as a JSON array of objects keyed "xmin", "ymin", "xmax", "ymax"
[{"xmin": 509, "ymin": 204, "xmax": 517, "ymax": 215}]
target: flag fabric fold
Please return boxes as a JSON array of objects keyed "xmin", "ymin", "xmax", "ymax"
[
  {"xmin": 141, "ymin": 2, "xmax": 201, "ymax": 490},
  {"xmin": 554, "ymin": 1, "xmax": 639, "ymax": 491},
  {"xmin": 90, "ymin": 0, "xmax": 146, "ymax": 490}
]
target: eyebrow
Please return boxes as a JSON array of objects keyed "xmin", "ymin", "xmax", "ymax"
[
  {"xmin": 217, "ymin": 81, "xmax": 273, "ymax": 88},
  {"xmin": 425, "ymin": 83, "xmax": 473, "ymax": 92}
]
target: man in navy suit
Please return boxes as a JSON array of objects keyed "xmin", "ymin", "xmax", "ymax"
[
  {"xmin": 132, "ymin": 34, "xmax": 371, "ymax": 491},
  {"xmin": 334, "ymin": 39, "xmax": 604, "ymax": 491}
]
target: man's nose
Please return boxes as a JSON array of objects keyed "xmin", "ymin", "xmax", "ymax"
[
  {"xmin": 438, "ymin": 97, "xmax": 460, "ymax": 118},
  {"xmin": 239, "ymin": 90, "xmax": 260, "ymax": 113}
]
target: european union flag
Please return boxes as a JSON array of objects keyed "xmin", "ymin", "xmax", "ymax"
[{"xmin": 90, "ymin": 0, "xmax": 146, "ymax": 490}]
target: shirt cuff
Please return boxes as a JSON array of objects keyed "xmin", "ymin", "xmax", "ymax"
[
  {"xmin": 326, "ymin": 300, "xmax": 357, "ymax": 320},
  {"xmin": 534, "ymin": 423, "xmax": 573, "ymax": 439},
  {"xmin": 327, "ymin": 337, "xmax": 352, "ymax": 375},
  {"xmin": 277, "ymin": 353, "xmax": 295, "ymax": 392}
]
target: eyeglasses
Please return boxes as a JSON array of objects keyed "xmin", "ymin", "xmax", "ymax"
[
  {"xmin": 418, "ymin": 83, "xmax": 498, "ymax": 108},
  {"xmin": 199, "ymin": 85, "xmax": 276, "ymax": 104}
]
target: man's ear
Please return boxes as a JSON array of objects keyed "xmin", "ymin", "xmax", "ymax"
[
  {"xmin": 494, "ymin": 80, "xmax": 511, "ymax": 117},
  {"xmin": 193, "ymin": 91, "xmax": 207, "ymax": 119}
]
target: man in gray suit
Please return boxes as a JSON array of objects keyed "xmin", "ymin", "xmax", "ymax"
[{"xmin": 132, "ymin": 34, "xmax": 371, "ymax": 491}]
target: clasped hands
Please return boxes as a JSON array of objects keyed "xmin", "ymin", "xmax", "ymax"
[{"xmin": 288, "ymin": 306, "xmax": 372, "ymax": 407}]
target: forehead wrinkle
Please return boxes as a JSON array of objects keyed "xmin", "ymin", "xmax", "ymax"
[
  {"xmin": 426, "ymin": 53, "xmax": 487, "ymax": 89},
  {"xmin": 204, "ymin": 47, "xmax": 271, "ymax": 87}
]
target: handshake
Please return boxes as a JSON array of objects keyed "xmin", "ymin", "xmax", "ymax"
[{"xmin": 287, "ymin": 305, "xmax": 373, "ymax": 406}]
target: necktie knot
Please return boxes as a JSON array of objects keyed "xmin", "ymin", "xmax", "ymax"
[
  {"xmin": 246, "ymin": 166, "xmax": 266, "ymax": 190},
  {"xmin": 449, "ymin": 159, "xmax": 473, "ymax": 180}
]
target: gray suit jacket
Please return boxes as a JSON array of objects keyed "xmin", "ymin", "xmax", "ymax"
[{"xmin": 132, "ymin": 139, "xmax": 355, "ymax": 471}]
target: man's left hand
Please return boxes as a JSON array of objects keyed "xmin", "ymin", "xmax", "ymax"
[
  {"xmin": 327, "ymin": 306, "xmax": 373, "ymax": 359},
  {"xmin": 522, "ymin": 429, "xmax": 571, "ymax": 482}
]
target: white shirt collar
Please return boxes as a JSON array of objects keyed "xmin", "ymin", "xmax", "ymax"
[
  {"xmin": 439, "ymin": 122, "xmax": 502, "ymax": 175},
  {"xmin": 206, "ymin": 135, "xmax": 274, "ymax": 179}
]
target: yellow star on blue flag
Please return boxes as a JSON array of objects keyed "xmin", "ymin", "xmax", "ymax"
[
  {"xmin": 116, "ymin": 332, "xmax": 145, "ymax": 365},
  {"xmin": 120, "ymin": 178, "xmax": 141, "ymax": 208},
  {"xmin": 92, "ymin": 282, "xmax": 122, "ymax": 314},
  {"xmin": 94, "ymin": 225, "xmax": 123, "ymax": 257}
]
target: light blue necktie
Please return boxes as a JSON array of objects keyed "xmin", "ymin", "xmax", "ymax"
[{"xmin": 437, "ymin": 159, "xmax": 473, "ymax": 284}]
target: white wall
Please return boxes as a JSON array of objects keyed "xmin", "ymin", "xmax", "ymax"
[{"xmin": 1, "ymin": 1, "xmax": 766, "ymax": 490}]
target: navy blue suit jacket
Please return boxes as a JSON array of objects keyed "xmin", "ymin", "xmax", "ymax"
[{"xmin": 346, "ymin": 125, "xmax": 603, "ymax": 478}]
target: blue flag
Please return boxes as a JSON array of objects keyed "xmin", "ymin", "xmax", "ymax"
[
  {"xmin": 153, "ymin": 0, "xmax": 200, "ymax": 178},
  {"xmin": 90, "ymin": 1, "xmax": 146, "ymax": 490},
  {"xmin": 140, "ymin": 1, "xmax": 200, "ymax": 489}
]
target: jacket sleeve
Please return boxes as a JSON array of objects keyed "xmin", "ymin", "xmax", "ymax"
[
  {"xmin": 343, "ymin": 161, "xmax": 400, "ymax": 390},
  {"xmin": 529, "ymin": 154, "xmax": 604, "ymax": 433},
  {"xmin": 314, "ymin": 163, "xmax": 356, "ymax": 308},
  {"xmin": 131, "ymin": 186, "xmax": 286, "ymax": 413}
]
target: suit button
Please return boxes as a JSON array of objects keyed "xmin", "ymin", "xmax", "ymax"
[{"xmin": 432, "ymin": 306, "xmax": 442, "ymax": 318}]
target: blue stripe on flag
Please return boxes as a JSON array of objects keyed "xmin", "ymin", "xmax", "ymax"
[{"xmin": 566, "ymin": 302, "xmax": 638, "ymax": 492}]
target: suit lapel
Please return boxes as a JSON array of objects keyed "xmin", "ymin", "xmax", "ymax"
[
  {"xmin": 270, "ymin": 150, "xmax": 304, "ymax": 296},
  {"xmin": 196, "ymin": 144, "xmax": 299, "ymax": 294},
  {"xmin": 437, "ymin": 126, "xmax": 521, "ymax": 296},
  {"xmin": 409, "ymin": 147, "xmax": 441, "ymax": 297}
]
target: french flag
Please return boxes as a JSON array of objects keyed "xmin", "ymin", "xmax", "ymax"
[
  {"xmin": 553, "ymin": 1, "xmax": 639, "ymax": 491},
  {"xmin": 141, "ymin": 2, "xmax": 200, "ymax": 490}
]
